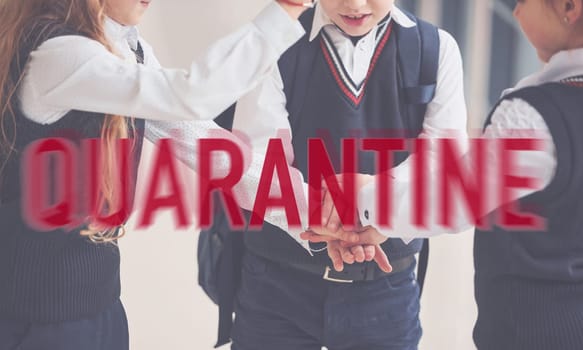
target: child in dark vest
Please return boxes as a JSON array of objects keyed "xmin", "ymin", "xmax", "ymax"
[
  {"xmin": 227, "ymin": 0, "xmax": 468, "ymax": 349},
  {"xmin": 306, "ymin": 0, "xmax": 583, "ymax": 349},
  {"xmin": 0, "ymin": 0, "xmax": 310, "ymax": 349}
]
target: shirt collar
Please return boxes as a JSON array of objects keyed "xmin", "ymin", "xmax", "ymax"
[
  {"xmin": 309, "ymin": 3, "xmax": 416, "ymax": 42},
  {"xmin": 104, "ymin": 17, "xmax": 140, "ymax": 51},
  {"xmin": 505, "ymin": 48, "xmax": 583, "ymax": 95}
]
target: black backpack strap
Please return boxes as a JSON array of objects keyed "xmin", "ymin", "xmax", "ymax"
[
  {"xmin": 214, "ymin": 224, "xmax": 244, "ymax": 348},
  {"xmin": 417, "ymin": 19, "xmax": 440, "ymax": 103},
  {"xmin": 396, "ymin": 13, "xmax": 439, "ymax": 141},
  {"xmin": 395, "ymin": 13, "xmax": 440, "ymax": 296},
  {"xmin": 197, "ymin": 102, "xmax": 238, "ymax": 348},
  {"xmin": 397, "ymin": 17, "xmax": 439, "ymax": 106}
]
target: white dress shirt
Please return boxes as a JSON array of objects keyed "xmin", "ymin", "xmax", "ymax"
[
  {"xmin": 232, "ymin": 4, "xmax": 469, "ymax": 248},
  {"xmin": 19, "ymin": 3, "xmax": 304, "ymax": 124},
  {"xmin": 356, "ymin": 48, "xmax": 583, "ymax": 240},
  {"xmin": 17, "ymin": 3, "xmax": 310, "ymax": 239}
]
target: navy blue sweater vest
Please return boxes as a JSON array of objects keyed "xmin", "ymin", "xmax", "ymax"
[
  {"xmin": 245, "ymin": 12, "xmax": 424, "ymax": 267},
  {"xmin": 0, "ymin": 22, "xmax": 144, "ymax": 323},
  {"xmin": 473, "ymin": 83, "xmax": 583, "ymax": 350}
]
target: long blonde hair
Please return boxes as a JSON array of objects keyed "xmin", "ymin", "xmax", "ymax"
[{"xmin": 0, "ymin": 0, "xmax": 134, "ymax": 242}]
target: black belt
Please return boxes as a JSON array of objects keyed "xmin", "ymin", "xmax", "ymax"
[{"xmin": 285, "ymin": 254, "xmax": 415, "ymax": 283}]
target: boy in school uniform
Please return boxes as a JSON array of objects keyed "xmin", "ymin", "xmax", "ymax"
[{"xmin": 216, "ymin": 0, "xmax": 469, "ymax": 349}]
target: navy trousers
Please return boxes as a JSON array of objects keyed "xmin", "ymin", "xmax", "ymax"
[
  {"xmin": 231, "ymin": 252, "xmax": 421, "ymax": 350},
  {"xmin": 0, "ymin": 299, "xmax": 128, "ymax": 350}
]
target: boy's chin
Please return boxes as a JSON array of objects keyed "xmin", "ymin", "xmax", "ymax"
[
  {"xmin": 339, "ymin": 26, "xmax": 375, "ymax": 37},
  {"xmin": 536, "ymin": 50, "xmax": 552, "ymax": 64}
]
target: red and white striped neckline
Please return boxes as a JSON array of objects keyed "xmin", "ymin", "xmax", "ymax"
[{"xmin": 319, "ymin": 20, "xmax": 393, "ymax": 106}]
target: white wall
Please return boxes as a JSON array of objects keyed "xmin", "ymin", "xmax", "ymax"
[{"xmin": 120, "ymin": 1, "xmax": 477, "ymax": 349}]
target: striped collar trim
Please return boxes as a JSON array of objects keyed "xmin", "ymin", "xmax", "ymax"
[{"xmin": 320, "ymin": 20, "xmax": 393, "ymax": 106}]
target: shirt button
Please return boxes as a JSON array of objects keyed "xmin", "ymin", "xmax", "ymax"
[{"xmin": 364, "ymin": 210, "xmax": 369, "ymax": 220}]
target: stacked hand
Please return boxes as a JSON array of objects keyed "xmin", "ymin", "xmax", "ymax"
[{"xmin": 299, "ymin": 174, "xmax": 393, "ymax": 273}]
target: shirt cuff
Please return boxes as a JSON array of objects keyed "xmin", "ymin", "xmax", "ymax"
[
  {"xmin": 358, "ymin": 181, "xmax": 378, "ymax": 232},
  {"xmin": 357, "ymin": 179, "xmax": 414, "ymax": 244},
  {"xmin": 253, "ymin": 2, "xmax": 306, "ymax": 56}
]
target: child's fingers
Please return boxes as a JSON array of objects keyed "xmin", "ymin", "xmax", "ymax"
[
  {"xmin": 373, "ymin": 245, "xmax": 393, "ymax": 273},
  {"xmin": 350, "ymin": 245, "xmax": 365, "ymax": 263},
  {"xmin": 327, "ymin": 245, "xmax": 344, "ymax": 272},
  {"xmin": 363, "ymin": 245, "xmax": 375, "ymax": 261},
  {"xmin": 300, "ymin": 232, "xmax": 334, "ymax": 242},
  {"xmin": 320, "ymin": 187, "xmax": 335, "ymax": 228},
  {"xmin": 339, "ymin": 244, "xmax": 355, "ymax": 264},
  {"xmin": 326, "ymin": 204, "xmax": 342, "ymax": 233}
]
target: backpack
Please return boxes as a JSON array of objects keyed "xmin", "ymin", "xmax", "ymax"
[{"xmin": 198, "ymin": 9, "xmax": 439, "ymax": 348}]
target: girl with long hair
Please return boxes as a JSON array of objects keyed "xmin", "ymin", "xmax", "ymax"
[{"xmin": 0, "ymin": 0, "xmax": 308, "ymax": 348}]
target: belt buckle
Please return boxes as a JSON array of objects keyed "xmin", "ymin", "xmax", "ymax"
[{"xmin": 323, "ymin": 266, "xmax": 353, "ymax": 283}]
